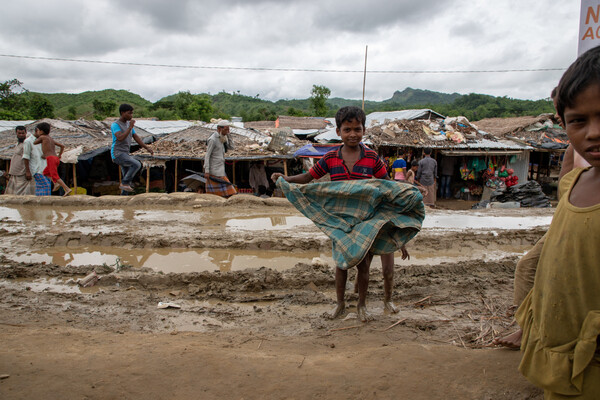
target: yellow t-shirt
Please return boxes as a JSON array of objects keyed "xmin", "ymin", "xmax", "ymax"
[{"xmin": 516, "ymin": 168, "xmax": 600, "ymax": 398}]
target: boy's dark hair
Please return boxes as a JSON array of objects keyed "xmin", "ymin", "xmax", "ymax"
[
  {"xmin": 335, "ymin": 106, "xmax": 366, "ymax": 129},
  {"xmin": 258, "ymin": 185, "xmax": 267, "ymax": 195},
  {"xmin": 556, "ymin": 46, "xmax": 600, "ymax": 122},
  {"xmin": 119, "ymin": 103, "xmax": 134, "ymax": 114},
  {"xmin": 411, "ymin": 160, "xmax": 419, "ymax": 167},
  {"xmin": 423, "ymin": 147, "xmax": 432, "ymax": 155},
  {"xmin": 36, "ymin": 122, "xmax": 51, "ymax": 135},
  {"xmin": 15, "ymin": 125, "xmax": 26, "ymax": 132}
]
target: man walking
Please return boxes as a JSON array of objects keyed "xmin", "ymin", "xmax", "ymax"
[
  {"xmin": 111, "ymin": 104, "xmax": 154, "ymax": 193},
  {"xmin": 204, "ymin": 120, "xmax": 237, "ymax": 197},
  {"xmin": 416, "ymin": 147, "xmax": 437, "ymax": 207},
  {"xmin": 5, "ymin": 126, "xmax": 35, "ymax": 195}
]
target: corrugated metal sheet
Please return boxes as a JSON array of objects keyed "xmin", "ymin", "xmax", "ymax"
[
  {"xmin": 133, "ymin": 120, "xmax": 193, "ymax": 136},
  {"xmin": 0, "ymin": 120, "xmax": 35, "ymax": 133},
  {"xmin": 366, "ymin": 109, "xmax": 445, "ymax": 127}
]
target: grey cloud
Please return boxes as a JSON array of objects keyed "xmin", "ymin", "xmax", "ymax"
[
  {"xmin": 449, "ymin": 21, "xmax": 485, "ymax": 39},
  {"xmin": 314, "ymin": 0, "xmax": 457, "ymax": 33}
]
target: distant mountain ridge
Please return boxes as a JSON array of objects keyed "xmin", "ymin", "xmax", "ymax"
[{"xmin": 27, "ymin": 87, "xmax": 553, "ymax": 122}]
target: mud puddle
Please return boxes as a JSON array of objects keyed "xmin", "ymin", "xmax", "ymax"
[
  {"xmin": 422, "ymin": 213, "xmax": 552, "ymax": 230},
  {"xmin": 5, "ymin": 244, "xmax": 531, "ymax": 274},
  {"xmin": 7, "ymin": 246, "xmax": 334, "ymax": 273}
]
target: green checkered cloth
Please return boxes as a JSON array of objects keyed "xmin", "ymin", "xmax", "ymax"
[{"xmin": 277, "ymin": 178, "xmax": 425, "ymax": 270}]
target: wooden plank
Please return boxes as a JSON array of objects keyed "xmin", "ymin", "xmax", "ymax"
[
  {"xmin": 146, "ymin": 167, "xmax": 150, "ymax": 193},
  {"xmin": 73, "ymin": 163, "xmax": 78, "ymax": 195},
  {"xmin": 174, "ymin": 159, "xmax": 178, "ymax": 192}
]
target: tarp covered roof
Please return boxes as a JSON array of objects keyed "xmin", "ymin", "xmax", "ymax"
[
  {"xmin": 294, "ymin": 143, "xmax": 341, "ymax": 158},
  {"xmin": 365, "ymin": 117, "xmax": 532, "ymax": 152}
]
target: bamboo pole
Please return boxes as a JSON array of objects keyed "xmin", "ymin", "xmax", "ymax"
[
  {"xmin": 232, "ymin": 161, "xmax": 236, "ymax": 184},
  {"xmin": 174, "ymin": 159, "xmax": 178, "ymax": 192},
  {"xmin": 283, "ymin": 160, "xmax": 288, "ymax": 176},
  {"xmin": 362, "ymin": 45, "xmax": 368, "ymax": 111},
  {"xmin": 146, "ymin": 167, "xmax": 150, "ymax": 193},
  {"xmin": 162, "ymin": 166, "xmax": 166, "ymax": 191},
  {"xmin": 72, "ymin": 163, "xmax": 78, "ymax": 195}
]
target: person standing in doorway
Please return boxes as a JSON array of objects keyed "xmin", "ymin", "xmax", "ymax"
[
  {"xmin": 416, "ymin": 148, "xmax": 437, "ymax": 207},
  {"xmin": 438, "ymin": 156, "xmax": 456, "ymax": 199},
  {"xmin": 5, "ymin": 126, "xmax": 35, "ymax": 195},
  {"xmin": 111, "ymin": 104, "xmax": 154, "ymax": 193}
]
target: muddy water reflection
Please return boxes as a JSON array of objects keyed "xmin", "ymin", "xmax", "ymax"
[
  {"xmin": 8, "ymin": 244, "xmax": 532, "ymax": 274},
  {"xmin": 9, "ymin": 246, "xmax": 333, "ymax": 273}
]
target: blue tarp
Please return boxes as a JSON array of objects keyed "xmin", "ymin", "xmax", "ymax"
[{"xmin": 293, "ymin": 143, "xmax": 340, "ymax": 158}]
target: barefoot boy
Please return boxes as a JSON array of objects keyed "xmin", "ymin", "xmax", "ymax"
[
  {"xmin": 33, "ymin": 122, "xmax": 71, "ymax": 196},
  {"xmin": 515, "ymin": 46, "xmax": 600, "ymax": 399},
  {"xmin": 272, "ymin": 106, "xmax": 419, "ymax": 321}
]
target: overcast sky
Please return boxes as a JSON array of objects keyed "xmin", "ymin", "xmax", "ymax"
[{"xmin": 0, "ymin": 0, "xmax": 580, "ymax": 103}]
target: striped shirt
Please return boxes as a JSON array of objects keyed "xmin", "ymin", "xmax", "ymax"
[{"xmin": 309, "ymin": 144, "xmax": 387, "ymax": 181}]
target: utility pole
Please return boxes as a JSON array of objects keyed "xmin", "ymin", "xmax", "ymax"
[{"xmin": 362, "ymin": 45, "xmax": 368, "ymax": 111}]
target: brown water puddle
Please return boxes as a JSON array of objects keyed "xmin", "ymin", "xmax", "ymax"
[{"xmin": 6, "ymin": 244, "xmax": 531, "ymax": 274}]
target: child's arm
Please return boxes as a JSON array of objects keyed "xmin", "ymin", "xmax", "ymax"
[
  {"xmin": 271, "ymin": 172, "xmax": 314, "ymax": 184},
  {"xmin": 33, "ymin": 137, "xmax": 42, "ymax": 145},
  {"xmin": 54, "ymin": 140, "xmax": 65, "ymax": 158}
]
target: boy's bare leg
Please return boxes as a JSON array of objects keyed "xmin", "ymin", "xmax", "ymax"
[
  {"xmin": 57, "ymin": 179, "xmax": 72, "ymax": 196},
  {"xmin": 356, "ymin": 254, "xmax": 374, "ymax": 322},
  {"xmin": 381, "ymin": 253, "xmax": 398, "ymax": 313},
  {"xmin": 329, "ymin": 267, "xmax": 347, "ymax": 319}
]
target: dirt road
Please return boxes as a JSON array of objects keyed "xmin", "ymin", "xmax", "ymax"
[{"xmin": 0, "ymin": 194, "xmax": 550, "ymax": 399}]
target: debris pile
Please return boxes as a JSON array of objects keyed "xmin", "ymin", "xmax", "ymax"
[
  {"xmin": 491, "ymin": 180, "xmax": 551, "ymax": 208},
  {"xmin": 366, "ymin": 116, "xmax": 490, "ymax": 147}
]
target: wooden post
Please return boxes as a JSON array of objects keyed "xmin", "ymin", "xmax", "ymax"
[
  {"xmin": 283, "ymin": 159, "xmax": 288, "ymax": 176},
  {"xmin": 162, "ymin": 166, "xmax": 166, "ymax": 191},
  {"xmin": 232, "ymin": 161, "xmax": 236, "ymax": 184},
  {"xmin": 146, "ymin": 167, "xmax": 150, "ymax": 193},
  {"xmin": 174, "ymin": 159, "xmax": 178, "ymax": 192},
  {"xmin": 72, "ymin": 163, "xmax": 78, "ymax": 195},
  {"xmin": 118, "ymin": 167, "xmax": 122, "ymax": 185}
]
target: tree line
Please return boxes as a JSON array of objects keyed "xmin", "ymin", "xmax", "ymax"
[{"xmin": 0, "ymin": 79, "xmax": 554, "ymax": 123}]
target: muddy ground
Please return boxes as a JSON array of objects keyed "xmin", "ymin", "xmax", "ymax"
[{"xmin": 0, "ymin": 193, "xmax": 552, "ymax": 399}]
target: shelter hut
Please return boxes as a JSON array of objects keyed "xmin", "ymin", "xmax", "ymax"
[
  {"xmin": 362, "ymin": 112, "xmax": 532, "ymax": 202},
  {"xmin": 246, "ymin": 116, "xmax": 334, "ymax": 141},
  {"xmin": 474, "ymin": 114, "xmax": 568, "ymax": 187},
  {"xmin": 134, "ymin": 122, "xmax": 303, "ymax": 194},
  {"xmin": 0, "ymin": 119, "xmax": 159, "ymax": 196}
]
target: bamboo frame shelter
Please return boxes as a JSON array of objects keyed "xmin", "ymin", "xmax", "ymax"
[{"xmin": 134, "ymin": 123, "xmax": 303, "ymax": 192}]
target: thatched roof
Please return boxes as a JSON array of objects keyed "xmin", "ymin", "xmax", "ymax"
[
  {"xmin": 0, "ymin": 119, "xmax": 155, "ymax": 161},
  {"xmin": 136, "ymin": 124, "xmax": 303, "ymax": 161},
  {"xmin": 244, "ymin": 121, "xmax": 276, "ymax": 129},
  {"xmin": 474, "ymin": 114, "xmax": 568, "ymax": 150},
  {"xmin": 277, "ymin": 116, "xmax": 329, "ymax": 129}
]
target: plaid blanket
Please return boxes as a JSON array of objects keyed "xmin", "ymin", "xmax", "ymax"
[
  {"xmin": 277, "ymin": 178, "xmax": 425, "ymax": 270},
  {"xmin": 205, "ymin": 175, "xmax": 237, "ymax": 197}
]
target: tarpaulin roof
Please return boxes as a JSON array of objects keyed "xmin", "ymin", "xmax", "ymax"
[{"xmin": 294, "ymin": 143, "xmax": 341, "ymax": 158}]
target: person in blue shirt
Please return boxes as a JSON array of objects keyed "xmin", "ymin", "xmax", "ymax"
[{"xmin": 111, "ymin": 104, "xmax": 154, "ymax": 192}]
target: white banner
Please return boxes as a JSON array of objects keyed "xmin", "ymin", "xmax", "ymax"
[{"xmin": 579, "ymin": 0, "xmax": 600, "ymax": 56}]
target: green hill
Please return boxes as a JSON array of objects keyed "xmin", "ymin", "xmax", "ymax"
[
  {"xmin": 8, "ymin": 86, "xmax": 553, "ymax": 122},
  {"xmin": 25, "ymin": 89, "xmax": 152, "ymax": 119}
]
